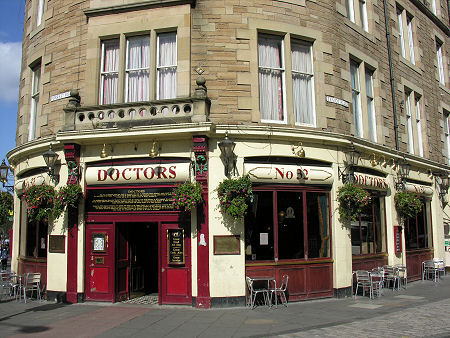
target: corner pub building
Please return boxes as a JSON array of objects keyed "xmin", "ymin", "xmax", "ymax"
[{"xmin": 7, "ymin": 0, "xmax": 449, "ymax": 308}]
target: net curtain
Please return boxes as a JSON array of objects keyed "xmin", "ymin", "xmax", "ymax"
[
  {"xmin": 258, "ymin": 35, "xmax": 283, "ymax": 121},
  {"xmin": 158, "ymin": 33, "xmax": 177, "ymax": 100},
  {"xmin": 126, "ymin": 36, "xmax": 150, "ymax": 102},
  {"xmin": 101, "ymin": 40, "xmax": 119, "ymax": 104}
]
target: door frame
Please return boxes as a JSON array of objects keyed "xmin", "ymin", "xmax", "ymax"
[{"xmin": 85, "ymin": 213, "xmax": 190, "ymax": 304}]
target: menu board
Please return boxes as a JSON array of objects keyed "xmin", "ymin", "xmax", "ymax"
[
  {"xmin": 394, "ymin": 226, "xmax": 402, "ymax": 254},
  {"xmin": 85, "ymin": 187, "xmax": 175, "ymax": 213},
  {"xmin": 168, "ymin": 229, "xmax": 185, "ymax": 265}
]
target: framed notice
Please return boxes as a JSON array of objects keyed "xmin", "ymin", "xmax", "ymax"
[
  {"xmin": 168, "ymin": 229, "xmax": 185, "ymax": 265},
  {"xmin": 213, "ymin": 235, "xmax": 240, "ymax": 255},
  {"xmin": 92, "ymin": 233, "xmax": 106, "ymax": 253},
  {"xmin": 49, "ymin": 235, "xmax": 65, "ymax": 253}
]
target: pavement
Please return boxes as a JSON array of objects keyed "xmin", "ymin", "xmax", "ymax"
[{"xmin": 0, "ymin": 274, "xmax": 449, "ymax": 337}]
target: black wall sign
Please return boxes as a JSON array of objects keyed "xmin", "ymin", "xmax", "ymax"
[
  {"xmin": 85, "ymin": 187, "xmax": 176, "ymax": 213},
  {"xmin": 168, "ymin": 229, "xmax": 185, "ymax": 265}
]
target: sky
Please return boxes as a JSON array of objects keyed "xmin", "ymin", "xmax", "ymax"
[{"xmin": 0, "ymin": 1, "xmax": 24, "ymax": 184}]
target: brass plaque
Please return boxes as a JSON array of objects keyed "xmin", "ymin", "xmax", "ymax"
[
  {"xmin": 49, "ymin": 235, "xmax": 65, "ymax": 253},
  {"xmin": 167, "ymin": 229, "xmax": 185, "ymax": 265},
  {"xmin": 95, "ymin": 257, "xmax": 104, "ymax": 265},
  {"xmin": 214, "ymin": 235, "xmax": 240, "ymax": 255}
]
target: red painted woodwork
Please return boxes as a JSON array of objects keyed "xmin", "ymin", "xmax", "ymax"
[
  {"xmin": 352, "ymin": 255, "xmax": 388, "ymax": 272},
  {"xmin": 66, "ymin": 210, "xmax": 78, "ymax": 303},
  {"xmin": 85, "ymin": 224, "xmax": 115, "ymax": 301},
  {"xmin": 246, "ymin": 260, "xmax": 333, "ymax": 301},
  {"xmin": 193, "ymin": 135, "xmax": 210, "ymax": 309},
  {"xmin": 406, "ymin": 249, "xmax": 432, "ymax": 281},
  {"xmin": 18, "ymin": 258, "xmax": 47, "ymax": 290},
  {"xmin": 161, "ymin": 222, "xmax": 191, "ymax": 304},
  {"xmin": 116, "ymin": 225, "xmax": 129, "ymax": 302}
]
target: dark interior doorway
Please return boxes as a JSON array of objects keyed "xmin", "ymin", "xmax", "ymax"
[{"xmin": 116, "ymin": 222, "xmax": 158, "ymax": 300}]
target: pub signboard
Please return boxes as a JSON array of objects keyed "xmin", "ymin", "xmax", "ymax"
[{"xmin": 168, "ymin": 229, "xmax": 185, "ymax": 265}]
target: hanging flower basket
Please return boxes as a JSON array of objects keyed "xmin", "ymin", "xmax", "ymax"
[
  {"xmin": 394, "ymin": 191, "xmax": 422, "ymax": 220},
  {"xmin": 22, "ymin": 184, "xmax": 55, "ymax": 222},
  {"xmin": 53, "ymin": 184, "xmax": 83, "ymax": 220},
  {"xmin": 337, "ymin": 182, "xmax": 371, "ymax": 222},
  {"xmin": 217, "ymin": 175, "xmax": 253, "ymax": 220},
  {"xmin": 172, "ymin": 181, "xmax": 203, "ymax": 212}
]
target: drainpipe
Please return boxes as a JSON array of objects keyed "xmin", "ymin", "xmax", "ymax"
[{"xmin": 383, "ymin": 0, "xmax": 400, "ymax": 150}]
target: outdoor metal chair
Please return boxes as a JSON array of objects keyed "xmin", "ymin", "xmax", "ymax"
[
  {"xmin": 395, "ymin": 265, "xmax": 407, "ymax": 289},
  {"xmin": 355, "ymin": 270, "xmax": 371, "ymax": 298},
  {"xmin": 422, "ymin": 260, "xmax": 439, "ymax": 282},
  {"xmin": 370, "ymin": 270, "xmax": 384, "ymax": 299},
  {"xmin": 0, "ymin": 272, "xmax": 19, "ymax": 300},
  {"xmin": 22, "ymin": 272, "xmax": 41, "ymax": 303},
  {"xmin": 433, "ymin": 258, "xmax": 446, "ymax": 278},
  {"xmin": 270, "ymin": 274, "xmax": 289, "ymax": 307},
  {"xmin": 383, "ymin": 265, "xmax": 399, "ymax": 290},
  {"xmin": 246, "ymin": 277, "xmax": 269, "ymax": 309}
]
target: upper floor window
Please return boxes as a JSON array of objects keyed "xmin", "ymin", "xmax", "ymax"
[
  {"xmin": 405, "ymin": 90, "xmax": 414, "ymax": 154},
  {"xmin": 157, "ymin": 32, "xmax": 177, "ymax": 100},
  {"xmin": 436, "ymin": 39, "xmax": 445, "ymax": 85},
  {"xmin": 346, "ymin": 0, "xmax": 368, "ymax": 32},
  {"xmin": 99, "ymin": 32, "xmax": 177, "ymax": 105},
  {"xmin": 415, "ymin": 96, "xmax": 424, "ymax": 157},
  {"xmin": 365, "ymin": 69, "xmax": 376, "ymax": 142},
  {"xmin": 291, "ymin": 40, "xmax": 315, "ymax": 126},
  {"xmin": 36, "ymin": 0, "xmax": 44, "ymax": 26},
  {"xmin": 444, "ymin": 111, "xmax": 450, "ymax": 164},
  {"xmin": 350, "ymin": 60, "xmax": 363, "ymax": 137},
  {"xmin": 397, "ymin": 7, "xmax": 415, "ymax": 65},
  {"xmin": 258, "ymin": 34, "xmax": 285, "ymax": 122},
  {"xmin": 28, "ymin": 63, "xmax": 41, "ymax": 142}
]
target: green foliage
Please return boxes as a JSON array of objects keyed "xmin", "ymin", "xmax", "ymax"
[
  {"xmin": 0, "ymin": 191, "xmax": 13, "ymax": 234},
  {"xmin": 337, "ymin": 183, "xmax": 371, "ymax": 222},
  {"xmin": 394, "ymin": 191, "xmax": 423, "ymax": 219},
  {"xmin": 172, "ymin": 181, "xmax": 203, "ymax": 212},
  {"xmin": 217, "ymin": 175, "xmax": 253, "ymax": 220},
  {"xmin": 23, "ymin": 184, "xmax": 55, "ymax": 222},
  {"xmin": 53, "ymin": 184, "xmax": 82, "ymax": 220}
]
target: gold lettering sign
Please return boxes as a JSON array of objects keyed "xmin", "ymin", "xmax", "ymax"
[
  {"xmin": 214, "ymin": 235, "xmax": 241, "ymax": 255},
  {"xmin": 95, "ymin": 257, "xmax": 105, "ymax": 265},
  {"xmin": 167, "ymin": 229, "xmax": 185, "ymax": 265},
  {"xmin": 49, "ymin": 235, "xmax": 65, "ymax": 253}
]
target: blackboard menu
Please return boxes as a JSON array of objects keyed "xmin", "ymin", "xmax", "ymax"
[
  {"xmin": 85, "ymin": 187, "xmax": 175, "ymax": 213},
  {"xmin": 168, "ymin": 229, "xmax": 185, "ymax": 265},
  {"xmin": 394, "ymin": 226, "xmax": 402, "ymax": 254}
]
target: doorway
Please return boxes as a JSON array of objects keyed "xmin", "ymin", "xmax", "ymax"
[{"xmin": 116, "ymin": 222, "xmax": 158, "ymax": 301}]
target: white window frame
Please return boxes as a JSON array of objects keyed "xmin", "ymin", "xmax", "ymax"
[
  {"xmin": 125, "ymin": 36, "xmax": 150, "ymax": 103},
  {"xmin": 36, "ymin": 0, "xmax": 44, "ymax": 27},
  {"xmin": 156, "ymin": 32, "xmax": 178, "ymax": 100},
  {"xmin": 415, "ymin": 96, "xmax": 423, "ymax": 157},
  {"xmin": 292, "ymin": 39, "xmax": 315, "ymax": 127},
  {"xmin": 445, "ymin": 112, "xmax": 450, "ymax": 164},
  {"xmin": 351, "ymin": 60, "xmax": 363, "ymax": 137},
  {"xmin": 258, "ymin": 34, "xmax": 286, "ymax": 124},
  {"xmin": 365, "ymin": 68, "xmax": 377, "ymax": 142},
  {"xmin": 347, "ymin": 0, "xmax": 355, "ymax": 23},
  {"xmin": 405, "ymin": 91, "xmax": 414, "ymax": 154},
  {"xmin": 436, "ymin": 39, "xmax": 445, "ymax": 85},
  {"xmin": 28, "ymin": 64, "xmax": 41, "ymax": 142},
  {"xmin": 359, "ymin": 0, "xmax": 368, "ymax": 32},
  {"xmin": 397, "ymin": 8, "xmax": 406, "ymax": 59},
  {"xmin": 99, "ymin": 39, "xmax": 120, "ymax": 105}
]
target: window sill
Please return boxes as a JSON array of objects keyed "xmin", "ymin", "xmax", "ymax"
[
  {"xmin": 439, "ymin": 83, "xmax": 450, "ymax": 95},
  {"xmin": 399, "ymin": 57, "xmax": 423, "ymax": 75},
  {"xmin": 18, "ymin": 256, "xmax": 47, "ymax": 263},
  {"xmin": 30, "ymin": 24, "xmax": 45, "ymax": 39},
  {"xmin": 246, "ymin": 258, "xmax": 333, "ymax": 266},
  {"xmin": 344, "ymin": 21, "xmax": 375, "ymax": 43}
]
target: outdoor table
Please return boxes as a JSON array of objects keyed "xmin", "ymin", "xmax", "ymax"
[{"xmin": 249, "ymin": 276, "xmax": 277, "ymax": 307}]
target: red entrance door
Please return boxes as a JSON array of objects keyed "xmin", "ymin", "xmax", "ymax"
[
  {"xmin": 161, "ymin": 222, "xmax": 191, "ymax": 304},
  {"xmin": 85, "ymin": 224, "xmax": 115, "ymax": 301},
  {"xmin": 116, "ymin": 224, "xmax": 129, "ymax": 301}
]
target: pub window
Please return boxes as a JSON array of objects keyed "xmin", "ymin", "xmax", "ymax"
[
  {"xmin": 25, "ymin": 219, "xmax": 48, "ymax": 258},
  {"xmin": 405, "ymin": 199, "xmax": 429, "ymax": 250},
  {"xmin": 245, "ymin": 189, "xmax": 331, "ymax": 261},
  {"xmin": 351, "ymin": 193, "xmax": 386, "ymax": 255}
]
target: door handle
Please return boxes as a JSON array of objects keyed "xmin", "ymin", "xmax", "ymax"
[{"xmin": 161, "ymin": 268, "xmax": 165, "ymax": 272}]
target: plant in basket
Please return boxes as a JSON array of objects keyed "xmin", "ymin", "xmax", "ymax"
[
  {"xmin": 22, "ymin": 184, "xmax": 55, "ymax": 222},
  {"xmin": 53, "ymin": 184, "xmax": 83, "ymax": 220},
  {"xmin": 337, "ymin": 182, "xmax": 371, "ymax": 222},
  {"xmin": 172, "ymin": 181, "xmax": 203, "ymax": 212},
  {"xmin": 217, "ymin": 175, "xmax": 253, "ymax": 220},
  {"xmin": 394, "ymin": 191, "xmax": 422, "ymax": 220}
]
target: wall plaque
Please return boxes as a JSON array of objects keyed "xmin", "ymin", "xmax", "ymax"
[
  {"xmin": 168, "ymin": 229, "xmax": 185, "ymax": 265},
  {"xmin": 49, "ymin": 235, "xmax": 65, "ymax": 253},
  {"xmin": 214, "ymin": 235, "xmax": 241, "ymax": 255},
  {"xmin": 85, "ymin": 187, "xmax": 176, "ymax": 213}
]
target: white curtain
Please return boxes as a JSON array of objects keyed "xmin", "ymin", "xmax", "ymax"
[
  {"xmin": 126, "ymin": 36, "xmax": 150, "ymax": 102},
  {"xmin": 416, "ymin": 98, "xmax": 423, "ymax": 157},
  {"xmin": 258, "ymin": 35, "xmax": 283, "ymax": 121},
  {"xmin": 397, "ymin": 10, "xmax": 406, "ymax": 58},
  {"xmin": 158, "ymin": 33, "xmax": 177, "ymax": 100},
  {"xmin": 292, "ymin": 42, "xmax": 314, "ymax": 125},
  {"xmin": 350, "ymin": 61, "xmax": 362, "ymax": 136},
  {"xmin": 101, "ymin": 40, "xmax": 119, "ymax": 104},
  {"xmin": 365, "ymin": 69, "xmax": 376, "ymax": 142}
]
